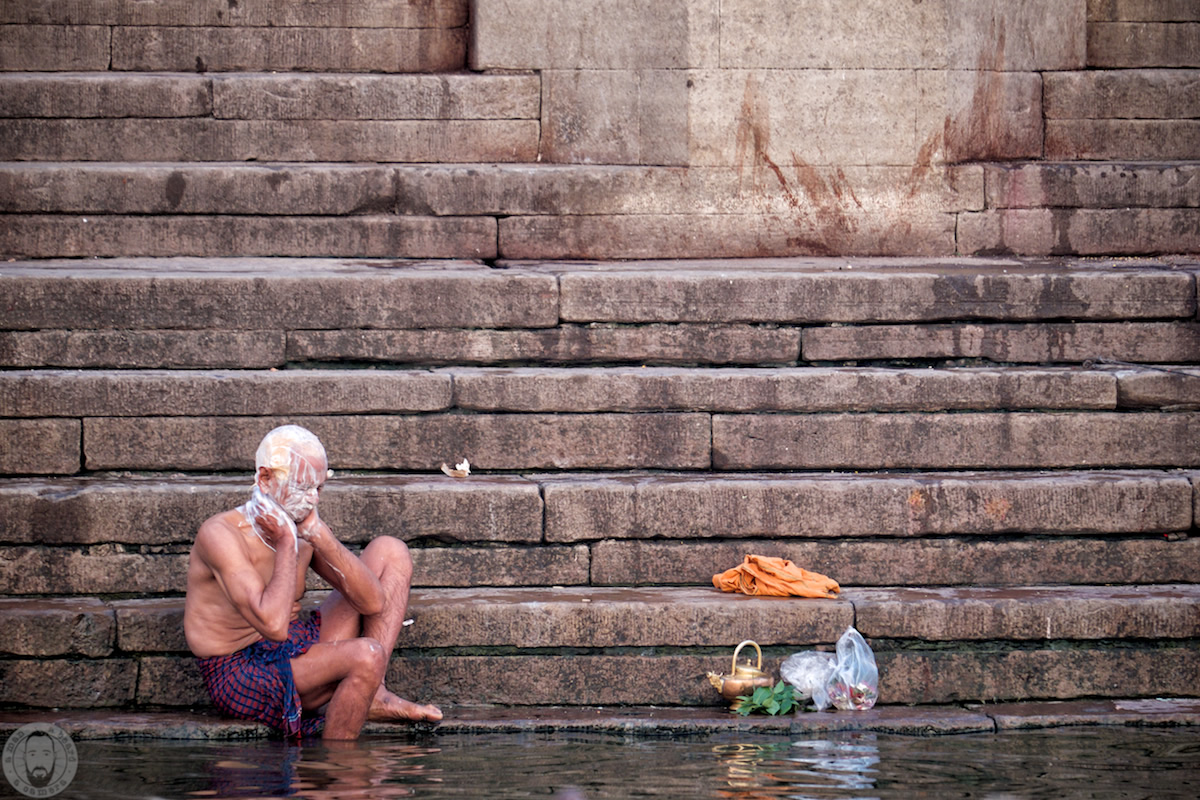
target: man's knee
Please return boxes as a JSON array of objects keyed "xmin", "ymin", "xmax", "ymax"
[
  {"xmin": 365, "ymin": 535, "xmax": 412, "ymax": 573},
  {"xmin": 345, "ymin": 636, "xmax": 388, "ymax": 684}
]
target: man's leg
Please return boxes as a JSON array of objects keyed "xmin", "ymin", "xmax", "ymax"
[
  {"xmin": 290, "ymin": 637, "xmax": 388, "ymax": 740},
  {"xmin": 309, "ymin": 536, "xmax": 441, "ymax": 722}
]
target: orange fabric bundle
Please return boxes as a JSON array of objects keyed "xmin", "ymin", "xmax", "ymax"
[{"xmin": 713, "ymin": 555, "xmax": 840, "ymax": 598}]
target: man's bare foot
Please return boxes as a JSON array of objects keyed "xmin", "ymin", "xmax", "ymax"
[{"xmin": 368, "ymin": 686, "xmax": 443, "ymax": 723}]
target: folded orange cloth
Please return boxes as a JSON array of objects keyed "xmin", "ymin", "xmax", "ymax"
[{"xmin": 713, "ymin": 555, "xmax": 840, "ymax": 598}]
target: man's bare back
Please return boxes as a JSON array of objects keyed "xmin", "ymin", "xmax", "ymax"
[{"xmin": 183, "ymin": 425, "xmax": 441, "ymax": 740}]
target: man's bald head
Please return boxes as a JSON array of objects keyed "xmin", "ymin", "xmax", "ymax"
[{"xmin": 253, "ymin": 425, "xmax": 331, "ymax": 522}]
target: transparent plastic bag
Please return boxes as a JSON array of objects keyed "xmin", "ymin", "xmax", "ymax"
[
  {"xmin": 825, "ymin": 627, "xmax": 879, "ymax": 711},
  {"xmin": 780, "ymin": 651, "xmax": 836, "ymax": 711}
]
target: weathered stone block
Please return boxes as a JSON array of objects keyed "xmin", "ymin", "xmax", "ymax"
[
  {"xmin": 543, "ymin": 471, "xmax": 1193, "ymax": 542},
  {"xmin": 387, "ymin": 653, "xmax": 782, "ymax": 707},
  {"xmin": 688, "ymin": 69, "xmax": 923, "ymax": 167},
  {"xmin": 1, "ymin": 370, "xmax": 452, "ymax": 417},
  {"xmin": 948, "ymin": 0, "xmax": 1087, "ymax": 70},
  {"xmin": 0, "ymin": 598, "xmax": 115, "ymax": 657},
  {"xmin": 555, "ymin": 263, "xmax": 1195, "ymax": 323},
  {"xmin": 878, "ymin": 646, "xmax": 1198, "ymax": 704},
  {"xmin": 0, "ymin": 260, "xmax": 555, "ymax": 330},
  {"xmin": 933, "ymin": 70, "xmax": 1044, "ymax": 162},
  {"xmin": 0, "ymin": 118, "xmax": 538, "ymax": 162},
  {"xmin": 1117, "ymin": 368, "xmax": 1200, "ymax": 408},
  {"xmin": 0, "ymin": 659, "xmax": 137, "ymax": 707},
  {"xmin": 452, "ymin": 366, "xmax": 1115, "ymax": 412},
  {"xmin": 802, "ymin": 322, "xmax": 1200, "ymax": 363},
  {"xmin": 0, "ymin": 0, "xmax": 470, "ymax": 27},
  {"xmin": 401, "ymin": 587, "xmax": 851, "ymax": 649},
  {"xmin": 712, "ymin": 412, "xmax": 1200, "ymax": 469},
  {"xmin": 0, "ymin": 330, "xmax": 285, "ymax": 369},
  {"xmin": 852, "ymin": 585, "xmax": 1200, "ymax": 641},
  {"xmin": 0, "ymin": 475, "xmax": 543, "ymax": 545},
  {"xmin": 410, "ymin": 545, "xmax": 590, "ymax": 587},
  {"xmin": 112, "ymin": 599, "xmax": 188, "ymax": 653},
  {"xmin": 0, "ymin": 73, "xmax": 212, "ymax": 118},
  {"xmin": 0, "ymin": 548, "xmax": 188, "ymax": 594},
  {"xmin": 959, "ymin": 208, "xmax": 1200, "ymax": 256},
  {"xmin": 394, "ymin": 164, "xmax": 984, "ymax": 216},
  {"xmin": 212, "ymin": 73, "xmax": 539, "ymax": 120},
  {"xmin": 500, "ymin": 212, "xmax": 957, "ymax": 259},
  {"xmin": 0, "ymin": 25, "xmax": 110, "ymax": 70},
  {"xmin": 111, "ymin": 25, "xmax": 467, "ymax": 72},
  {"xmin": 470, "ymin": 0, "xmax": 715, "ymax": 69},
  {"xmin": 1088, "ymin": 22, "xmax": 1200, "ymax": 67},
  {"xmin": 1, "ymin": 214, "xmax": 498, "ymax": 260},
  {"xmin": 1088, "ymin": 0, "xmax": 1200, "ymax": 22},
  {"xmin": 288, "ymin": 324, "xmax": 802, "ymax": 366},
  {"xmin": 0, "ymin": 419, "xmax": 80, "ymax": 475},
  {"xmin": 590, "ymin": 536, "xmax": 1200, "ymax": 587},
  {"xmin": 984, "ymin": 163, "xmax": 1200, "ymax": 209},
  {"xmin": 1045, "ymin": 69, "xmax": 1200, "ymax": 119},
  {"xmin": 1046, "ymin": 119, "xmax": 1200, "ymax": 160},
  {"xmin": 0, "ymin": 164, "xmax": 397, "ymax": 215},
  {"xmin": 136, "ymin": 657, "xmax": 207, "ymax": 706},
  {"xmin": 83, "ymin": 414, "xmax": 711, "ymax": 471},
  {"xmin": 721, "ymin": 0, "xmax": 946, "ymax": 69}
]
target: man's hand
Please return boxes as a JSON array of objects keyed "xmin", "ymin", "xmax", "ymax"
[
  {"xmin": 253, "ymin": 503, "xmax": 297, "ymax": 554},
  {"xmin": 297, "ymin": 507, "xmax": 332, "ymax": 544}
]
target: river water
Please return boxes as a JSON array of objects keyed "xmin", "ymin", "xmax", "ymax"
[{"xmin": 62, "ymin": 726, "xmax": 1199, "ymax": 799}]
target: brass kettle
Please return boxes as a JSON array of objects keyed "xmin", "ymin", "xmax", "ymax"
[{"xmin": 707, "ymin": 640, "xmax": 773, "ymax": 709}]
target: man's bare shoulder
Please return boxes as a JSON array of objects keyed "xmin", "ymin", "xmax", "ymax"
[{"xmin": 193, "ymin": 510, "xmax": 250, "ymax": 563}]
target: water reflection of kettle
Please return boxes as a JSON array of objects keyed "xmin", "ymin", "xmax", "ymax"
[{"xmin": 707, "ymin": 640, "xmax": 774, "ymax": 709}]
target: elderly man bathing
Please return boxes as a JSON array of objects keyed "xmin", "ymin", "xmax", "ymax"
[{"xmin": 184, "ymin": 424, "xmax": 442, "ymax": 739}]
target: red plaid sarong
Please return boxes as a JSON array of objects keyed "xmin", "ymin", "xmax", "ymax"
[{"xmin": 197, "ymin": 611, "xmax": 324, "ymax": 739}]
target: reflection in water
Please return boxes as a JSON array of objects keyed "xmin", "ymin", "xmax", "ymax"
[
  {"xmin": 713, "ymin": 735, "xmax": 880, "ymax": 799},
  {"xmin": 70, "ymin": 727, "xmax": 1199, "ymax": 799},
  {"xmin": 194, "ymin": 740, "xmax": 443, "ymax": 799}
]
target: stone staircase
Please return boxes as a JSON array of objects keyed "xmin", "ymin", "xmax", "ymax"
[
  {"xmin": 2, "ymin": 257, "xmax": 1198, "ymax": 711},
  {"xmin": 1, "ymin": 0, "xmax": 1199, "ymax": 718}
]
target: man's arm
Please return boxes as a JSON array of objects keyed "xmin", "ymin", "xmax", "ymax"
[
  {"xmin": 197, "ymin": 515, "xmax": 299, "ymax": 642},
  {"xmin": 300, "ymin": 510, "xmax": 385, "ymax": 617}
]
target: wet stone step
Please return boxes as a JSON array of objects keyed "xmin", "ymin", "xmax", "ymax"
[
  {"xmin": 0, "ymin": 0, "xmax": 470, "ymax": 28},
  {"xmin": 4, "ymin": 535, "xmax": 1196, "ymax": 595},
  {"xmin": 1, "ymin": 471, "xmax": 1190, "ymax": 545},
  {"xmin": 3, "ymin": 258, "xmax": 1192, "ymax": 329},
  {"xmin": 542, "ymin": 471, "xmax": 1193, "ymax": 541},
  {"xmin": 544, "ymin": 260, "xmax": 1196, "ymax": 323},
  {"xmin": 0, "ymin": 545, "xmax": 591, "ymax": 595},
  {"xmin": 0, "ymin": 119, "xmax": 537, "ymax": 162},
  {"xmin": 959, "ymin": 208, "xmax": 1200, "ymax": 255},
  {"xmin": 983, "ymin": 163, "xmax": 1200, "ymax": 209},
  {"xmin": 123, "ymin": 642, "xmax": 1200, "ymax": 708},
  {"xmin": 0, "ymin": 259, "xmax": 559, "ymax": 330},
  {"xmin": 712, "ymin": 412, "xmax": 1200, "ymax": 470},
  {"xmin": 0, "ymin": 73, "xmax": 539, "ymax": 121},
  {"xmin": 1, "ymin": 215, "xmax": 501, "ymax": 260},
  {"xmin": 5, "ymin": 585, "xmax": 1193, "ymax": 659},
  {"xmin": 0, "ymin": 366, "xmax": 1124, "ymax": 417},
  {"xmin": 591, "ymin": 536, "xmax": 1200, "ymax": 588},
  {"xmin": 0, "ymin": 475, "xmax": 544, "ymax": 546},
  {"xmin": 802, "ymin": 320, "xmax": 1200, "ymax": 364}
]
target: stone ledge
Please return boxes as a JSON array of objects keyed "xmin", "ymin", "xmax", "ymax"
[
  {"xmin": 6, "ymin": 585, "xmax": 1194, "ymax": 657},
  {"xmin": 1, "ymin": 700, "xmax": 1198, "ymax": 740}
]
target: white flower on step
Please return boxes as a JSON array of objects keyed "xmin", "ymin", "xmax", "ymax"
[{"xmin": 440, "ymin": 458, "xmax": 471, "ymax": 478}]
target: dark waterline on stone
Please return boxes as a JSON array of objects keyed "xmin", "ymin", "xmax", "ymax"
[{"xmin": 66, "ymin": 727, "xmax": 1199, "ymax": 799}]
